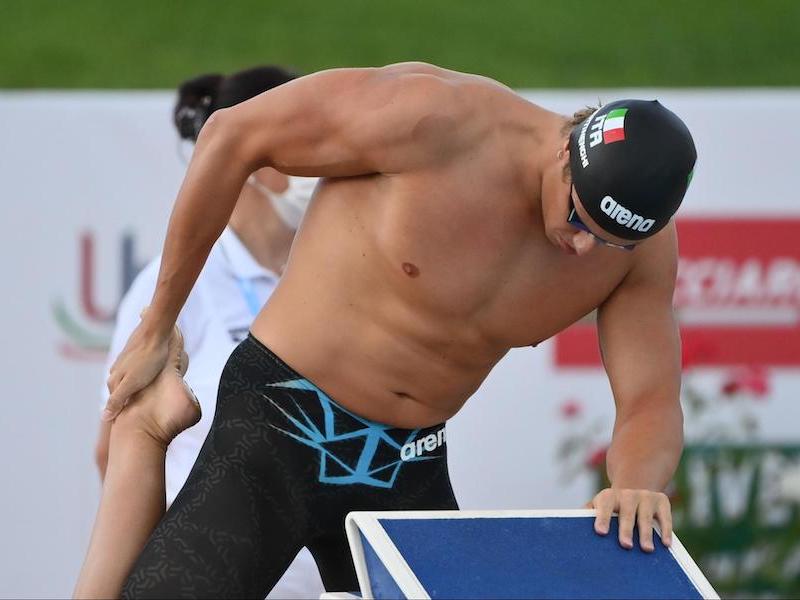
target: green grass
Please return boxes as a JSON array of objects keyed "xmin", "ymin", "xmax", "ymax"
[{"xmin": 1, "ymin": 0, "xmax": 798, "ymax": 88}]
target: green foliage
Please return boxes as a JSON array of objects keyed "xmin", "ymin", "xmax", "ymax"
[
  {"xmin": 594, "ymin": 445, "xmax": 800, "ymax": 598},
  {"xmin": 673, "ymin": 446, "xmax": 800, "ymax": 599},
  {"xmin": 1, "ymin": 0, "xmax": 799, "ymax": 88}
]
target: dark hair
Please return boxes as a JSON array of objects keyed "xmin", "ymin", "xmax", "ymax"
[{"xmin": 173, "ymin": 65, "xmax": 299, "ymax": 140}]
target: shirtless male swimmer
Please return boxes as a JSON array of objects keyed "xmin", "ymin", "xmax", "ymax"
[{"xmin": 102, "ymin": 62, "xmax": 697, "ymax": 597}]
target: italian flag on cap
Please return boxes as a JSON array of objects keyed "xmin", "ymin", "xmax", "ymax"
[{"xmin": 603, "ymin": 108, "xmax": 628, "ymax": 144}]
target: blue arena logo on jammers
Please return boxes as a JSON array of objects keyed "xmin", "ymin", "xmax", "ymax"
[
  {"xmin": 400, "ymin": 428, "xmax": 446, "ymax": 461},
  {"xmin": 263, "ymin": 379, "xmax": 434, "ymax": 488}
]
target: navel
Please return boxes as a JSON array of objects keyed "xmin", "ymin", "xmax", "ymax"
[{"xmin": 402, "ymin": 262, "xmax": 420, "ymax": 278}]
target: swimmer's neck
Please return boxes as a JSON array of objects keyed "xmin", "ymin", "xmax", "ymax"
[{"xmin": 508, "ymin": 104, "xmax": 572, "ymax": 208}]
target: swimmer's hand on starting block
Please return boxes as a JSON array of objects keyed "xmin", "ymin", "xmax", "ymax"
[
  {"xmin": 104, "ymin": 308, "xmax": 174, "ymax": 421},
  {"xmin": 588, "ymin": 488, "xmax": 672, "ymax": 553}
]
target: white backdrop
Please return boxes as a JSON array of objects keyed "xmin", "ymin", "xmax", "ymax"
[{"xmin": 1, "ymin": 89, "xmax": 798, "ymax": 598}]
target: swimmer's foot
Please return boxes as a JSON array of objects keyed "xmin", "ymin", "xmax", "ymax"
[{"xmin": 114, "ymin": 326, "xmax": 201, "ymax": 447}]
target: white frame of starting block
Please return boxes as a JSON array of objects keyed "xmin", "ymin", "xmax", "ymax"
[{"xmin": 345, "ymin": 509, "xmax": 720, "ymax": 600}]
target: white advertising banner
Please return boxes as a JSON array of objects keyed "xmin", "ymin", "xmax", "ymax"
[{"xmin": 0, "ymin": 89, "xmax": 798, "ymax": 597}]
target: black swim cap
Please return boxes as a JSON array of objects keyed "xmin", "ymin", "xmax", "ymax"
[{"xmin": 568, "ymin": 100, "xmax": 696, "ymax": 241}]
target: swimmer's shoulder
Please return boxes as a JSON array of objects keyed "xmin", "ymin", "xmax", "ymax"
[
  {"xmin": 372, "ymin": 63, "xmax": 515, "ymax": 142},
  {"xmin": 622, "ymin": 220, "xmax": 679, "ymax": 292},
  {"xmin": 376, "ymin": 62, "xmax": 514, "ymax": 93},
  {"xmin": 375, "ymin": 62, "xmax": 516, "ymax": 109}
]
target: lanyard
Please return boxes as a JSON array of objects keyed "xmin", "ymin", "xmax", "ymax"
[
  {"xmin": 236, "ymin": 277, "xmax": 262, "ymax": 318},
  {"xmin": 218, "ymin": 234, "xmax": 268, "ymax": 318}
]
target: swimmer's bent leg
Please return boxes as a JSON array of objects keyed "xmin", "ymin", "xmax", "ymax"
[
  {"xmin": 123, "ymin": 336, "xmax": 459, "ymax": 597},
  {"xmin": 74, "ymin": 414, "xmax": 172, "ymax": 599},
  {"xmin": 121, "ymin": 356, "xmax": 306, "ymax": 598},
  {"xmin": 75, "ymin": 326, "xmax": 200, "ymax": 599}
]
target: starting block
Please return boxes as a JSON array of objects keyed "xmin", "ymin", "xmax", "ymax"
[{"xmin": 338, "ymin": 509, "xmax": 718, "ymax": 599}]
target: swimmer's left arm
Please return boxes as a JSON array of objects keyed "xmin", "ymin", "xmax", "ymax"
[{"xmin": 593, "ymin": 224, "xmax": 683, "ymax": 552}]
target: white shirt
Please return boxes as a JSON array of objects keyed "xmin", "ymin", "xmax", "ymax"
[{"xmin": 101, "ymin": 227, "xmax": 324, "ymax": 598}]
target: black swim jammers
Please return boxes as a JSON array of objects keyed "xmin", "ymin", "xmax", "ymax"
[{"xmin": 122, "ymin": 334, "xmax": 458, "ymax": 598}]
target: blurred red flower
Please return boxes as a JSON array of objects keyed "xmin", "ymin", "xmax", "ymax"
[
  {"xmin": 586, "ymin": 446, "xmax": 608, "ymax": 469},
  {"xmin": 721, "ymin": 379, "xmax": 740, "ymax": 396},
  {"xmin": 560, "ymin": 399, "xmax": 583, "ymax": 419},
  {"xmin": 720, "ymin": 365, "xmax": 770, "ymax": 398}
]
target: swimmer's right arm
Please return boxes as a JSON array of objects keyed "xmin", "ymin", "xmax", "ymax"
[
  {"xmin": 226, "ymin": 63, "xmax": 468, "ymax": 176},
  {"xmin": 106, "ymin": 64, "xmax": 466, "ymax": 416}
]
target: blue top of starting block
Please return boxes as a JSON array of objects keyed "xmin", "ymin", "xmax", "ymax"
[{"xmin": 377, "ymin": 516, "xmax": 702, "ymax": 599}]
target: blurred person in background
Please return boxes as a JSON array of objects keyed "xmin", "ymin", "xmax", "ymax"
[{"xmin": 82, "ymin": 65, "xmax": 324, "ymax": 599}]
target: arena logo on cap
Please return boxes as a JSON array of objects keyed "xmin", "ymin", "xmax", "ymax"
[{"xmin": 600, "ymin": 196, "xmax": 655, "ymax": 232}]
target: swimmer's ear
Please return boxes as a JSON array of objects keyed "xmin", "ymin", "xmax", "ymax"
[
  {"xmin": 559, "ymin": 143, "xmax": 572, "ymax": 185},
  {"xmin": 558, "ymin": 148, "xmax": 572, "ymax": 186}
]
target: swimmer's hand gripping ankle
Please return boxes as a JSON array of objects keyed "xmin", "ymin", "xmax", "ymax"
[{"xmin": 104, "ymin": 310, "xmax": 172, "ymax": 421}]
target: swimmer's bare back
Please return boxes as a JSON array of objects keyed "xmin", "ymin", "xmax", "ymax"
[{"xmin": 116, "ymin": 62, "xmax": 675, "ymax": 429}]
